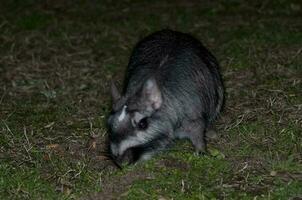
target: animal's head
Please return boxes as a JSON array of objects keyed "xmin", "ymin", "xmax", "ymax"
[{"xmin": 107, "ymin": 78, "xmax": 164, "ymax": 165}]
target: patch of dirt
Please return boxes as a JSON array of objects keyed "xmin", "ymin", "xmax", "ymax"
[
  {"xmin": 43, "ymin": 130, "xmax": 116, "ymax": 171},
  {"xmin": 85, "ymin": 170, "xmax": 153, "ymax": 200},
  {"xmin": 156, "ymin": 157, "xmax": 190, "ymax": 171}
]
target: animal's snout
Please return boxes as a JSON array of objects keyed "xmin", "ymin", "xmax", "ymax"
[{"xmin": 109, "ymin": 142, "xmax": 135, "ymax": 166}]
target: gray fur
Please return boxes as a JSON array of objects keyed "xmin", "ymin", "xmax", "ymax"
[{"xmin": 107, "ymin": 30, "xmax": 224, "ymax": 164}]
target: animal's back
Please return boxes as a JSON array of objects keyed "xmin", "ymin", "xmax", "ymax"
[{"xmin": 123, "ymin": 30, "xmax": 224, "ymax": 125}]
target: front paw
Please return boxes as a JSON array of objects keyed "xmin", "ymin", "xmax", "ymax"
[{"xmin": 193, "ymin": 145, "xmax": 208, "ymax": 156}]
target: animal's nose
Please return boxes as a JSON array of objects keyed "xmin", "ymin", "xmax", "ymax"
[{"xmin": 113, "ymin": 148, "xmax": 135, "ymax": 167}]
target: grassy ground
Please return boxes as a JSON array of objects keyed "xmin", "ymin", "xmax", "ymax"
[{"xmin": 0, "ymin": 0, "xmax": 301, "ymax": 199}]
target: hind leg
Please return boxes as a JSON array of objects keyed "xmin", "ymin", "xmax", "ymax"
[{"xmin": 174, "ymin": 120, "xmax": 207, "ymax": 154}]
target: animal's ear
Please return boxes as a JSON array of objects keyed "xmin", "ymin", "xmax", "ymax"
[
  {"xmin": 111, "ymin": 81, "xmax": 121, "ymax": 104},
  {"xmin": 142, "ymin": 78, "xmax": 162, "ymax": 110}
]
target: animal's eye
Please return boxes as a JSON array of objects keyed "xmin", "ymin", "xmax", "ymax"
[{"xmin": 137, "ymin": 117, "xmax": 148, "ymax": 130}]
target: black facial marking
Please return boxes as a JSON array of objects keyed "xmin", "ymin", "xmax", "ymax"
[{"xmin": 138, "ymin": 117, "xmax": 148, "ymax": 130}]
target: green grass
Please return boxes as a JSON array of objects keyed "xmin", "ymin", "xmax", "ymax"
[
  {"xmin": 0, "ymin": 0, "xmax": 301, "ymax": 199},
  {"xmin": 0, "ymin": 164, "xmax": 63, "ymax": 199},
  {"xmin": 126, "ymin": 153, "xmax": 232, "ymax": 199}
]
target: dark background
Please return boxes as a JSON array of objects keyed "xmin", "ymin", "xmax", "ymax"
[{"xmin": 0, "ymin": 0, "xmax": 301, "ymax": 199}]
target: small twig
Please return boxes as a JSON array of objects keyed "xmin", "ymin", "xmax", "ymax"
[
  {"xmin": 23, "ymin": 127, "xmax": 33, "ymax": 160},
  {"xmin": 0, "ymin": 89, "xmax": 6, "ymax": 105},
  {"xmin": 2, "ymin": 121, "xmax": 14, "ymax": 137},
  {"xmin": 288, "ymin": 47, "xmax": 302, "ymax": 64},
  {"xmin": 23, "ymin": 127, "xmax": 31, "ymax": 148},
  {"xmin": 181, "ymin": 179, "xmax": 185, "ymax": 193},
  {"xmin": 225, "ymin": 114, "xmax": 246, "ymax": 131},
  {"xmin": 4, "ymin": 109, "xmax": 16, "ymax": 121},
  {"xmin": 237, "ymin": 162, "xmax": 249, "ymax": 173}
]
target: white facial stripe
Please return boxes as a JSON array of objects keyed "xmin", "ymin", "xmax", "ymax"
[
  {"xmin": 111, "ymin": 138, "xmax": 154, "ymax": 161},
  {"xmin": 118, "ymin": 105, "xmax": 127, "ymax": 122},
  {"xmin": 117, "ymin": 131, "xmax": 151, "ymax": 156},
  {"xmin": 111, "ymin": 120, "xmax": 161, "ymax": 158}
]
